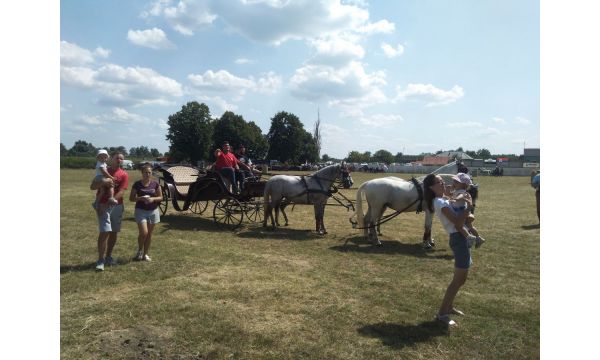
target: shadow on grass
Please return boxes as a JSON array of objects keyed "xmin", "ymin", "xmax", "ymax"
[
  {"xmin": 358, "ymin": 321, "xmax": 449, "ymax": 349},
  {"xmin": 235, "ymin": 226, "xmax": 323, "ymax": 241},
  {"xmin": 60, "ymin": 258, "xmax": 132, "ymax": 274},
  {"xmin": 521, "ymin": 223, "xmax": 540, "ymax": 230},
  {"xmin": 330, "ymin": 237, "xmax": 454, "ymax": 259},
  {"xmin": 158, "ymin": 214, "xmax": 240, "ymax": 233}
]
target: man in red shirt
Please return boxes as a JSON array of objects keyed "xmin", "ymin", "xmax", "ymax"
[
  {"xmin": 91, "ymin": 151, "xmax": 129, "ymax": 271},
  {"xmin": 214, "ymin": 141, "xmax": 243, "ymax": 193}
]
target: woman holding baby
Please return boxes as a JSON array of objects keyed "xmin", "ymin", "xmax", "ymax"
[{"xmin": 129, "ymin": 163, "xmax": 163, "ymax": 261}]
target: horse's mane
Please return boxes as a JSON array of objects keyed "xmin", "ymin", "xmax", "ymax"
[{"xmin": 309, "ymin": 163, "xmax": 341, "ymax": 178}]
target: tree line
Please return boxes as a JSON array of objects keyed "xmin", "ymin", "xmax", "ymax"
[
  {"xmin": 61, "ymin": 140, "xmax": 162, "ymax": 158},
  {"xmin": 165, "ymin": 101, "xmax": 319, "ymax": 164},
  {"xmin": 62, "ymin": 101, "xmax": 520, "ymax": 165}
]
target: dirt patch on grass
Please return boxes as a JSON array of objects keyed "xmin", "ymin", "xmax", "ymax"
[{"xmin": 97, "ymin": 325, "xmax": 177, "ymax": 359}]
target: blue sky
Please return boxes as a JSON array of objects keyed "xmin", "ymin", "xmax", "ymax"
[{"xmin": 60, "ymin": 0, "xmax": 539, "ymax": 158}]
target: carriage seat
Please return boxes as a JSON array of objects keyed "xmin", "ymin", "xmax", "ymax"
[{"xmin": 164, "ymin": 166, "xmax": 200, "ymax": 197}]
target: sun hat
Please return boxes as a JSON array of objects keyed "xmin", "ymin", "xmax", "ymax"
[
  {"xmin": 97, "ymin": 149, "xmax": 109, "ymax": 157},
  {"xmin": 452, "ymin": 172, "xmax": 472, "ymax": 185}
]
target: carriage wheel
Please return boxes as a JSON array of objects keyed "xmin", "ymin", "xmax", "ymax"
[
  {"xmin": 189, "ymin": 200, "xmax": 208, "ymax": 215},
  {"xmin": 158, "ymin": 180, "xmax": 169, "ymax": 216},
  {"xmin": 213, "ymin": 198, "xmax": 244, "ymax": 227},
  {"xmin": 245, "ymin": 199, "xmax": 264, "ymax": 223}
]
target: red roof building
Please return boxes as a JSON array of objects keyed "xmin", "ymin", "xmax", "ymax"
[{"xmin": 419, "ymin": 156, "xmax": 450, "ymax": 166}]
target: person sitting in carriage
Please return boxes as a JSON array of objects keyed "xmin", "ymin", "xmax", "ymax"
[
  {"xmin": 234, "ymin": 144, "xmax": 261, "ymax": 186},
  {"xmin": 214, "ymin": 141, "xmax": 245, "ymax": 194},
  {"xmin": 341, "ymin": 165, "xmax": 353, "ymax": 189}
]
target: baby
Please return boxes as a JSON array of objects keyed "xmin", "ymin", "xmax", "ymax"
[
  {"xmin": 448, "ymin": 173, "xmax": 485, "ymax": 248},
  {"xmin": 91, "ymin": 149, "xmax": 118, "ymax": 209}
]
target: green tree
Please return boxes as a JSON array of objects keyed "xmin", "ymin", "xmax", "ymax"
[
  {"xmin": 394, "ymin": 152, "xmax": 403, "ymax": 163},
  {"xmin": 346, "ymin": 151, "xmax": 362, "ymax": 163},
  {"xmin": 363, "ymin": 151, "xmax": 372, "ymax": 162},
  {"xmin": 211, "ymin": 111, "xmax": 268, "ymax": 160},
  {"xmin": 322, "ymin": 154, "xmax": 330, "ymax": 162},
  {"xmin": 298, "ymin": 131, "xmax": 319, "ymax": 164},
  {"xmin": 68, "ymin": 140, "xmax": 96, "ymax": 157},
  {"xmin": 476, "ymin": 148, "xmax": 492, "ymax": 159},
  {"xmin": 60, "ymin": 143, "xmax": 68, "ymax": 156},
  {"xmin": 107, "ymin": 146, "xmax": 128, "ymax": 156},
  {"xmin": 166, "ymin": 102, "xmax": 213, "ymax": 164},
  {"xmin": 150, "ymin": 148, "xmax": 161, "ymax": 158},
  {"xmin": 465, "ymin": 150, "xmax": 477, "ymax": 158},
  {"xmin": 130, "ymin": 146, "xmax": 151, "ymax": 158},
  {"xmin": 372, "ymin": 149, "xmax": 394, "ymax": 164},
  {"xmin": 266, "ymin": 111, "xmax": 315, "ymax": 163}
]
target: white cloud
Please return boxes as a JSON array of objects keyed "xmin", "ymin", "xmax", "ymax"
[
  {"xmin": 187, "ymin": 69, "xmax": 281, "ymax": 95},
  {"xmin": 142, "ymin": 0, "xmax": 216, "ymax": 36},
  {"xmin": 492, "ymin": 117, "xmax": 506, "ymax": 124},
  {"xmin": 111, "ymin": 107, "xmax": 147, "ymax": 123},
  {"xmin": 60, "ymin": 66, "xmax": 96, "ymax": 88},
  {"xmin": 290, "ymin": 61, "xmax": 387, "ymax": 105},
  {"xmin": 515, "ymin": 116, "xmax": 531, "ymax": 125},
  {"xmin": 396, "ymin": 83, "xmax": 464, "ymax": 106},
  {"xmin": 188, "ymin": 69, "xmax": 255, "ymax": 93},
  {"xmin": 127, "ymin": 28, "xmax": 175, "ymax": 49},
  {"xmin": 207, "ymin": 0, "xmax": 371, "ymax": 45},
  {"xmin": 234, "ymin": 58, "xmax": 254, "ymax": 64},
  {"xmin": 60, "ymin": 41, "xmax": 96, "ymax": 66},
  {"xmin": 309, "ymin": 38, "xmax": 364, "ymax": 66},
  {"xmin": 356, "ymin": 19, "xmax": 395, "ymax": 35},
  {"xmin": 381, "ymin": 42, "xmax": 404, "ymax": 58},
  {"xmin": 94, "ymin": 47, "xmax": 111, "ymax": 58}
]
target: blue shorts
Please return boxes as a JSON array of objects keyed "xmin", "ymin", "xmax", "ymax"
[
  {"xmin": 97, "ymin": 204, "xmax": 124, "ymax": 233},
  {"xmin": 134, "ymin": 207, "xmax": 160, "ymax": 224},
  {"xmin": 449, "ymin": 232, "xmax": 472, "ymax": 269}
]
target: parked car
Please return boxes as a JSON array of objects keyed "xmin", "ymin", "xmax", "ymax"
[{"xmin": 121, "ymin": 160, "xmax": 134, "ymax": 169}]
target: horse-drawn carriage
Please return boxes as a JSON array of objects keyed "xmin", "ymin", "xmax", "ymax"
[{"xmin": 154, "ymin": 164, "xmax": 266, "ymax": 227}]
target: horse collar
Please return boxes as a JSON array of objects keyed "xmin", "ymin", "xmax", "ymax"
[{"xmin": 410, "ymin": 177, "xmax": 424, "ymax": 213}]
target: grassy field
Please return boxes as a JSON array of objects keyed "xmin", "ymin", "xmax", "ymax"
[{"xmin": 61, "ymin": 169, "xmax": 539, "ymax": 359}]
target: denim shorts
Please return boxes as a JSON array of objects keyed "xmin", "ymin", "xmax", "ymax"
[
  {"xmin": 134, "ymin": 207, "xmax": 160, "ymax": 224},
  {"xmin": 449, "ymin": 232, "xmax": 472, "ymax": 269},
  {"xmin": 98, "ymin": 204, "xmax": 124, "ymax": 233}
]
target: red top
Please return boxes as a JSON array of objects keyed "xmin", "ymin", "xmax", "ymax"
[
  {"xmin": 98, "ymin": 167, "xmax": 129, "ymax": 204},
  {"xmin": 215, "ymin": 152, "xmax": 238, "ymax": 169}
]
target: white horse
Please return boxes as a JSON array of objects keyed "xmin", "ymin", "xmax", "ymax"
[
  {"xmin": 263, "ymin": 163, "xmax": 344, "ymax": 235},
  {"xmin": 350, "ymin": 161, "xmax": 477, "ymax": 247}
]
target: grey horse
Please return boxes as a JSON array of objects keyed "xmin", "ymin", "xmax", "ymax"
[{"xmin": 263, "ymin": 163, "xmax": 343, "ymax": 235}]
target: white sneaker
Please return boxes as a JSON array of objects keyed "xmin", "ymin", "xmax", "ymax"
[
  {"xmin": 466, "ymin": 235, "xmax": 477, "ymax": 248},
  {"xmin": 475, "ymin": 236, "xmax": 486, "ymax": 248},
  {"xmin": 435, "ymin": 313, "xmax": 457, "ymax": 326},
  {"xmin": 143, "ymin": 254, "xmax": 152, "ymax": 262}
]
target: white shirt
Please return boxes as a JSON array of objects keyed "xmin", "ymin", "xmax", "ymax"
[
  {"xmin": 433, "ymin": 197, "xmax": 458, "ymax": 234},
  {"xmin": 95, "ymin": 161, "xmax": 108, "ymax": 177}
]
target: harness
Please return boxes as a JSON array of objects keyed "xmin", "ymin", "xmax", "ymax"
[{"xmin": 352, "ymin": 177, "xmax": 424, "ymax": 230}]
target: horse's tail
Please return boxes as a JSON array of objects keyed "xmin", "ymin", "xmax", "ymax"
[{"xmin": 353, "ymin": 182, "xmax": 367, "ymax": 233}]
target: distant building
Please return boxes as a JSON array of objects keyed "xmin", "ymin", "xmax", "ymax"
[{"xmin": 523, "ymin": 148, "xmax": 540, "ymax": 163}]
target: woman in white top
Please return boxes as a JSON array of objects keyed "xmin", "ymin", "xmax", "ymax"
[{"xmin": 423, "ymin": 173, "xmax": 474, "ymax": 327}]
